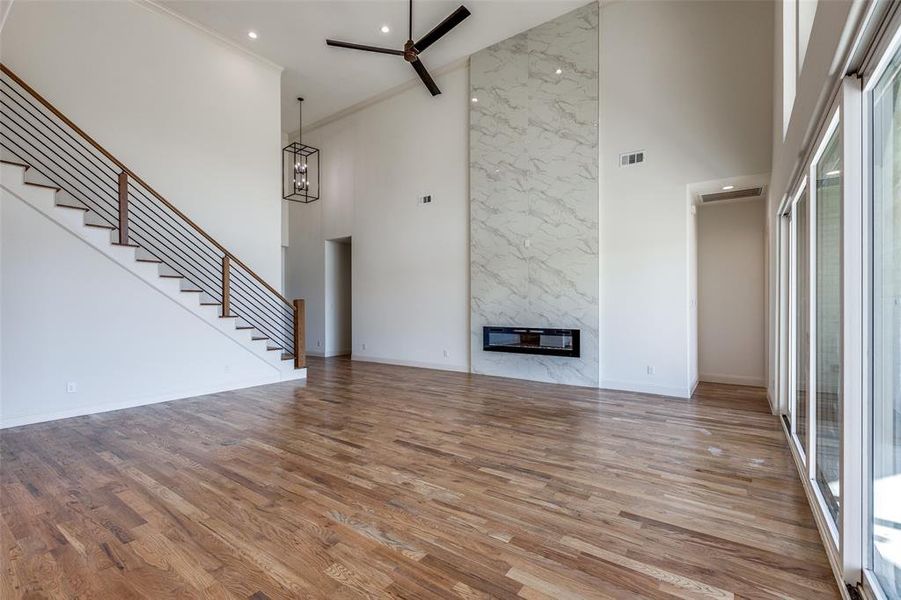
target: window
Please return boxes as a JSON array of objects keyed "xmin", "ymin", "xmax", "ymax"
[
  {"xmin": 814, "ymin": 123, "xmax": 842, "ymax": 525},
  {"xmin": 871, "ymin": 39, "xmax": 901, "ymax": 600},
  {"xmin": 784, "ymin": 0, "xmax": 797, "ymax": 137},
  {"xmin": 798, "ymin": 0, "xmax": 818, "ymax": 71}
]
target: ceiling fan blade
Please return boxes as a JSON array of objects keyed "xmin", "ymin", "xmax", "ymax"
[
  {"xmin": 413, "ymin": 5, "xmax": 471, "ymax": 53},
  {"xmin": 326, "ymin": 39, "xmax": 404, "ymax": 56},
  {"xmin": 410, "ymin": 58, "xmax": 441, "ymax": 96}
]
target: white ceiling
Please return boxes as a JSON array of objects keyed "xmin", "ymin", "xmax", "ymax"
[{"xmin": 157, "ymin": 0, "xmax": 587, "ymax": 132}]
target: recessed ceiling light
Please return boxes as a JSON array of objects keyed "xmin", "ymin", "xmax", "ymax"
[
  {"xmin": 722, "ymin": 185, "xmax": 734, "ymax": 191},
  {"xmin": 247, "ymin": 31, "xmax": 258, "ymax": 39},
  {"xmin": 555, "ymin": 68, "xmax": 562, "ymax": 75},
  {"xmin": 471, "ymin": 97, "xmax": 478, "ymax": 103},
  {"xmin": 380, "ymin": 25, "xmax": 390, "ymax": 33}
]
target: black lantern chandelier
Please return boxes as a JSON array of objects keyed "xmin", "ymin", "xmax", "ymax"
[{"xmin": 282, "ymin": 97, "xmax": 320, "ymax": 203}]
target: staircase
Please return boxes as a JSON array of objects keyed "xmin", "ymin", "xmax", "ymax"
[{"xmin": 0, "ymin": 63, "xmax": 305, "ymax": 379}]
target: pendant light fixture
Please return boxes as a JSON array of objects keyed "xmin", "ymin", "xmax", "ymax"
[{"xmin": 282, "ymin": 97, "xmax": 320, "ymax": 203}]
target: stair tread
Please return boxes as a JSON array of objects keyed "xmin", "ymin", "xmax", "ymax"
[
  {"xmin": 159, "ymin": 274, "xmax": 183, "ymax": 278},
  {"xmin": 200, "ymin": 301, "xmax": 220, "ymax": 306},
  {"xmin": 85, "ymin": 222, "xmax": 115, "ymax": 229},
  {"xmin": 234, "ymin": 325, "xmax": 253, "ymax": 329},
  {"xmin": 55, "ymin": 203, "xmax": 89, "ymax": 211},
  {"xmin": 281, "ymin": 353, "xmax": 295, "ymax": 361},
  {"xmin": 0, "ymin": 159, "xmax": 29, "ymax": 169},
  {"xmin": 267, "ymin": 346, "xmax": 283, "ymax": 351},
  {"xmin": 24, "ymin": 181, "xmax": 60, "ymax": 191},
  {"xmin": 251, "ymin": 336, "xmax": 268, "ymax": 341},
  {"xmin": 111, "ymin": 242, "xmax": 140, "ymax": 248},
  {"xmin": 136, "ymin": 258, "xmax": 162, "ymax": 263}
]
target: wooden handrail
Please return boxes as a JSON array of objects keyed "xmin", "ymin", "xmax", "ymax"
[{"xmin": 0, "ymin": 62, "xmax": 292, "ymax": 309}]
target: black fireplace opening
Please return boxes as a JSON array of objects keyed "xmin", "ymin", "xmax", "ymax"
[{"xmin": 483, "ymin": 327, "xmax": 580, "ymax": 358}]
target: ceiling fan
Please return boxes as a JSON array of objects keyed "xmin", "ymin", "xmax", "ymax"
[{"xmin": 326, "ymin": 0, "xmax": 471, "ymax": 96}]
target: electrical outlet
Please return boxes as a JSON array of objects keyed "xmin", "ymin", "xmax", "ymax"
[
  {"xmin": 362, "ymin": 343, "xmax": 367, "ymax": 351},
  {"xmin": 646, "ymin": 365, "xmax": 655, "ymax": 376},
  {"xmin": 418, "ymin": 194, "xmax": 433, "ymax": 205},
  {"xmin": 443, "ymin": 349, "xmax": 449, "ymax": 358},
  {"xmin": 66, "ymin": 382, "xmax": 78, "ymax": 393},
  {"xmin": 316, "ymin": 340, "xmax": 321, "ymax": 348}
]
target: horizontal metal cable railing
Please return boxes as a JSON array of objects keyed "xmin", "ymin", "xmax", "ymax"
[{"xmin": 0, "ymin": 63, "xmax": 302, "ymax": 365}]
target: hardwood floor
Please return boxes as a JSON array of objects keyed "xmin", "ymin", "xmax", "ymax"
[{"xmin": 1, "ymin": 358, "xmax": 839, "ymax": 599}]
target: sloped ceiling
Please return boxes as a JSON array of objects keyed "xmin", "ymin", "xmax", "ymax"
[{"xmin": 157, "ymin": 0, "xmax": 588, "ymax": 131}]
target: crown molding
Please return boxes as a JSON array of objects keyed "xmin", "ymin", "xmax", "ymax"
[{"xmin": 134, "ymin": 0, "xmax": 284, "ymax": 73}]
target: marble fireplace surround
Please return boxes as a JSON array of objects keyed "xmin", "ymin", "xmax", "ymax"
[{"xmin": 470, "ymin": 2, "xmax": 599, "ymax": 387}]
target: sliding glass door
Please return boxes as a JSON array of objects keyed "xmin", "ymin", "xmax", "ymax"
[
  {"xmin": 776, "ymin": 9, "xmax": 901, "ymax": 597},
  {"xmin": 814, "ymin": 125, "xmax": 843, "ymax": 525},
  {"xmin": 870, "ymin": 38, "xmax": 901, "ymax": 600},
  {"xmin": 793, "ymin": 189, "xmax": 811, "ymax": 459}
]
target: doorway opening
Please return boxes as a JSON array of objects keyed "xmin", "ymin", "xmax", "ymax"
[
  {"xmin": 325, "ymin": 237, "xmax": 352, "ymax": 357},
  {"xmin": 692, "ymin": 184, "xmax": 767, "ymax": 390}
]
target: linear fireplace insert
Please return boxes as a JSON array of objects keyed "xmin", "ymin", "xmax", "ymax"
[{"xmin": 482, "ymin": 327, "xmax": 580, "ymax": 358}]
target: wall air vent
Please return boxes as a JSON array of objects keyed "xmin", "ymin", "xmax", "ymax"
[
  {"xmin": 619, "ymin": 150, "xmax": 645, "ymax": 167},
  {"xmin": 700, "ymin": 186, "xmax": 764, "ymax": 203}
]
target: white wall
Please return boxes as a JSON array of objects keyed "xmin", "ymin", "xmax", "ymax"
[
  {"xmin": 284, "ymin": 1, "xmax": 775, "ymax": 390},
  {"xmin": 599, "ymin": 1, "xmax": 774, "ymax": 397},
  {"xmin": 698, "ymin": 199, "xmax": 766, "ymax": 387},
  {"xmin": 325, "ymin": 238, "xmax": 352, "ymax": 356},
  {"xmin": 688, "ymin": 200, "xmax": 699, "ymax": 391},
  {"xmin": 0, "ymin": 0, "xmax": 284, "ymax": 284},
  {"xmin": 767, "ymin": 0, "xmax": 859, "ymax": 399},
  {"xmin": 286, "ymin": 65, "xmax": 470, "ymax": 372},
  {"xmin": 0, "ymin": 191, "xmax": 283, "ymax": 428}
]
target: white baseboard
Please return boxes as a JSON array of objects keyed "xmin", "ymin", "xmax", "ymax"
[
  {"xmin": 0, "ymin": 369, "xmax": 306, "ymax": 429},
  {"xmin": 306, "ymin": 348, "xmax": 351, "ymax": 358},
  {"xmin": 599, "ymin": 378, "xmax": 692, "ymax": 399},
  {"xmin": 698, "ymin": 373, "xmax": 766, "ymax": 387},
  {"xmin": 323, "ymin": 349, "xmax": 352, "ymax": 358},
  {"xmin": 352, "ymin": 354, "xmax": 469, "ymax": 373}
]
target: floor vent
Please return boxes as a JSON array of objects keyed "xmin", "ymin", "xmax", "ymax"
[{"xmin": 700, "ymin": 186, "xmax": 764, "ymax": 203}]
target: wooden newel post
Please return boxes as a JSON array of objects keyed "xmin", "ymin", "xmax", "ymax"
[
  {"xmin": 117, "ymin": 171, "xmax": 128, "ymax": 245},
  {"xmin": 221, "ymin": 256, "xmax": 230, "ymax": 317},
  {"xmin": 293, "ymin": 299, "xmax": 305, "ymax": 369}
]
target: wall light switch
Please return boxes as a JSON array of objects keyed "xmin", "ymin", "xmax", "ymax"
[
  {"xmin": 66, "ymin": 382, "xmax": 78, "ymax": 393},
  {"xmin": 362, "ymin": 343, "xmax": 367, "ymax": 351}
]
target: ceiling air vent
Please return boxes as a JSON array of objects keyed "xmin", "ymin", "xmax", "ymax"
[
  {"xmin": 619, "ymin": 150, "xmax": 645, "ymax": 167},
  {"xmin": 700, "ymin": 186, "xmax": 764, "ymax": 203}
]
